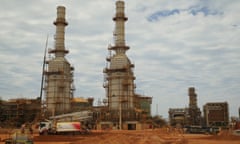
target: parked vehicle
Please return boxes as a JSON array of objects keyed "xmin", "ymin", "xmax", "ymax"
[
  {"xmin": 39, "ymin": 121, "xmax": 86, "ymax": 135},
  {"xmin": 184, "ymin": 125, "xmax": 220, "ymax": 134}
]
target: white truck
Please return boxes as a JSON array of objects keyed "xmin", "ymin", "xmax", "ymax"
[
  {"xmin": 39, "ymin": 121, "xmax": 85, "ymax": 135},
  {"xmin": 39, "ymin": 111, "xmax": 92, "ymax": 135}
]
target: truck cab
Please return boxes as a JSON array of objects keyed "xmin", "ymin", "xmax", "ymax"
[{"xmin": 39, "ymin": 121, "xmax": 52, "ymax": 135}]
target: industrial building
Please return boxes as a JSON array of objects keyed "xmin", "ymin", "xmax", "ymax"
[
  {"xmin": 0, "ymin": 2, "xmax": 152, "ymax": 130},
  {"xmin": 0, "ymin": 98, "xmax": 40, "ymax": 127},
  {"xmin": 71, "ymin": 97, "xmax": 94, "ymax": 112},
  {"xmin": 169, "ymin": 87, "xmax": 201, "ymax": 127},
  {"xmin": 38, "ymin": 1, "xmax": 152, "ymax": 130},
  {"xmin": 169, "ymin": 108, "xmax": 189, "ymax": 127},
  {"xmin": 203, "ymin": 102, "xmax": 229, "ymax": 127},
  {"xmin": 100, "ymin": 0, "xmax": 152, "ymax": 130},
  {"xmin": 44, "ymin": 6, "xmax": 75, "ymax": 116}
]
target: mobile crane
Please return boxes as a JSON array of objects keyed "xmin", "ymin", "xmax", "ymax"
[{"xmin": 39, "ymin": 110, "xmax": 92, "ymax": 135}]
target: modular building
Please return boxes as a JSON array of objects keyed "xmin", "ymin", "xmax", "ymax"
[{"xmin": 203, "ymin": 102, "xmax": 229, "ymax": 127}]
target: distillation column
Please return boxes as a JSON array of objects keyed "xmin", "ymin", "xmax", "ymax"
[{"xmin": 45, "ymin": 6, "xmax": 74, "ymax": 116}]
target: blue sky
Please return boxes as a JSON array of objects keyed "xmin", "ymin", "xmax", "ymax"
[{"xmin": 0, "ymin": 0, "xmax": 239, "ymax": 118}]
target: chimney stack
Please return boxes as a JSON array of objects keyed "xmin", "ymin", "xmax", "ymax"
[
  {"xmin": 45, "ymin": 6, "xmax": 74, "ymax": 115},
  {"xmin": 113, "ymin": 1, "xmax": 128, "ymax": 47},
  {"xmin": 53, "ymin": 6, "xmax": 68, "ymax": 57}
]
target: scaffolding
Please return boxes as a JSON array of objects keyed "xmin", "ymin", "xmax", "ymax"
[
  {"xmin": 43, "ymin": 6, "xmax": 75, "ymax": 116},
  {"xmin": 0, "ymin": 98, "xmax": 40, "ymax": 128},
  {"xmin": 99, "ymin": 1, "xmax": 152, "ymax": 130}
]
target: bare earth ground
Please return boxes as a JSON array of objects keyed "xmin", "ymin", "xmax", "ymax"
[{"xmin": 0, "ymin": 129, "xmax": 240, "ymax": 144}]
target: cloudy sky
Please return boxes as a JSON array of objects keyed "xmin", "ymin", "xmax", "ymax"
[{"xmin": 0, "ymin": 0, "xmax": 239, "ymax": 118}]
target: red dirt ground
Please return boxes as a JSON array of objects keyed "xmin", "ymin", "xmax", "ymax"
[{"xmin": 0, "ymin": 129, "xmax": 239, "ymax": 144}]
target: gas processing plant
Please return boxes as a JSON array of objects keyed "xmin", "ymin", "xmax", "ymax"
[
  {"xmin": 0, "ymin": 1, "xmax": 151, "ymax": 129},
  {"xmin": 0, "ymin": 1, "xmax": 232, "ymax": 130},
  {"xmin": 43, "ymin": 0, "xmax": 152, "ymax": 130}
]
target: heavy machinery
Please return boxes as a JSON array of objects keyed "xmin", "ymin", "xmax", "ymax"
[
  {"xmin": 5, "ymin": 131, "xmax": 34, "ymax": 144},
  {"xmin": 39, "ymin": 110, "xmax": 92, "ymax": 135},
  {"xmin": 39, "ymin": 121, "xmax": 84, "ymax": 135}
]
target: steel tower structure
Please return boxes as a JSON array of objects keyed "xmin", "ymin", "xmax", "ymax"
[
  {"xmin": 44, "ymin": 6, "xmax": 74, "ymax": 116},
  {"xmin": 188, "ymin": 87, "xmax": 201, "ymax": 125},
  {"xmin": 103, "ymin": 1, "xmax": 137, "ymax": 124}
]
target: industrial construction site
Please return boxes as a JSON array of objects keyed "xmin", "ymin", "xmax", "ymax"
[{"xmin": 0, "ymin": 0, "xmax": 240, "ymax": 144}]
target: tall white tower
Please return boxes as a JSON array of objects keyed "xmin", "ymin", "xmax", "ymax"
[
  {"xmin": 45, "ymin": 6, "xmax": 74, "ymax": 116},
  {"xmin": 103, "ymin": 1, "xmax": 136, "ymax": 121}
]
